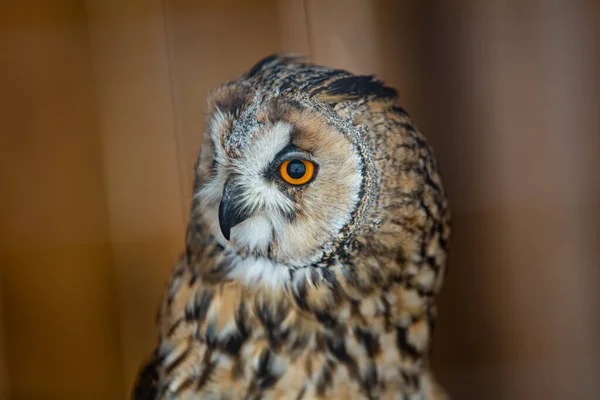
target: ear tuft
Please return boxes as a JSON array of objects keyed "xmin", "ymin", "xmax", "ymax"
[{"xmin": 311, "ymin": 75, "xmax": 397, "ymax": 105}]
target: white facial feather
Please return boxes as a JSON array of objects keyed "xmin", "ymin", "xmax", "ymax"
[
  {"xmin": 231, "ymin": 122, "xmax": 295, "ymax": 216},
  {"xmin": 198, "ymin": 119, "xmax": 294, "ymax": 214},
  {"xmin": 227, "ymin": 256, "xmax": 290, "ymax": 290},
  {"xmin": 232, "ymin": 121, "xmax": 292, "ymax": 173},
  {"xmin": 231, "ymin": 214, "xmax": 272, "ymax": 251}
]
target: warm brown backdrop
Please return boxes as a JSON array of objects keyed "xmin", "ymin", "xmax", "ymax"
[{"xmin": 1, "ymin": 1, "xmax": 598, "ymax": 399}]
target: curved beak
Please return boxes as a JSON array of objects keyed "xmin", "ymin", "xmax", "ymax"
[{"xmin": 218, "ymin": 180, "xmax": 251, "ymax": 240}]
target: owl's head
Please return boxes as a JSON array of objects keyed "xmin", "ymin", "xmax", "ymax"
[
  {"xmin": 196, "ymin": 98, "xmax": 365, "ymax": 267},
  {"xmin": 190, "ymin": 55, "xmax": 398, "ymax": 268},
  {"xmin": 189, "ymin": 55, "xmax": 449, "ymax": 286}
]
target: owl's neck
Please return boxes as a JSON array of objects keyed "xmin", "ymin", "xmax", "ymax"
[{"xmin": 187, "ymin": 224, "xmax": 405, "ymax": 318}]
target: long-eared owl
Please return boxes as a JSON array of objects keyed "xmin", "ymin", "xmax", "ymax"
[{"xmin": 134, "ymin": 54, "xmax": 451, "ymax": 400}]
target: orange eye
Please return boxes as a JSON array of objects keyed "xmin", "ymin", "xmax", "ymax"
[{"xmin": 279, "ymin": 159, "xmax": 315, "ymax": 186}]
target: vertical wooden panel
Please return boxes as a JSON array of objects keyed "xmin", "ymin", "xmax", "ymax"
[
  {"xmin": 430, "ymin": 0, "xmax": 600, "ymax": 398},
  {"xmin": 0, "ymin": 284, "xmax": 9, "ymax": 399},
  {"xmin": 277, "ymin": 0, "xmax": 311, "ymax": 56},
  {"xmin": 85, "ymin": 0, "xmax": 186, "ymax": 394},
  {"xmin": 411, "ymin": 2, "xmax": 507, "ymax": 397},
  {"xmin": 594, "ymin": 1, "xmax": 600, "ymax": 305},
  {"xmin": 305, "ymin": 0, "xmax": 381, "ymax": 74},
  {"xmin": 0, "ymin": 1, "xmax": 124, "ymax": 398}
]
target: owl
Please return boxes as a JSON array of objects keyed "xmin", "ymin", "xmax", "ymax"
[{"xmin": 133, "ymin": 54, "xmax": 451, "ymax": 400}]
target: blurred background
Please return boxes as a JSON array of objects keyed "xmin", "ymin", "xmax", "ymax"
[{"xmin": 0, "ymin": 0, "xmax": 599, "ymax": 399}]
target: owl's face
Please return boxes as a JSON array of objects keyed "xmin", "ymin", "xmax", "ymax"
[{"xmin": 195, "ymin": 94, "xmax": 364, "ymax": 266}]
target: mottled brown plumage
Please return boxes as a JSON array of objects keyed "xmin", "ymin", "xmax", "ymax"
[{"xmin": 134, "ymin": 54, "xmax": 451, "ymax": 399}]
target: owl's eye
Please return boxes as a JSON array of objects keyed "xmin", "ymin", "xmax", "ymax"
[{"xmin": 279, "ymin": 159, "xmax": 315, "ymax": 186}]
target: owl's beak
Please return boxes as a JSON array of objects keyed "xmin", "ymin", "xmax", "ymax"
[{"xmin": 218, "ymin": 181, "xmax": 251, "ymax": 240}]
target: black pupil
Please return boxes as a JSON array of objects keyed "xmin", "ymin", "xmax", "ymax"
[{"xmin": 286, "ymin": 160, "xmax": 306, "ymax": 179}]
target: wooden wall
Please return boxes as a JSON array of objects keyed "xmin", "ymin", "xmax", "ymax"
[
  {"xmin": 0, "ymin": 1, "xmax": 598, "ymax": 399},
  {"xmin": 0, "ymin": 1, "xmax": 124, "ymax": 398}
]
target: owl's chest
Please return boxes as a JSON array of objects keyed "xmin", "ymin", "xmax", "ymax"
[
  {"xmin": 158, "ymin": 254, "xmax": 437, "ymax": 399},
  {"xmin": 160, "ymin": 285, "xmax": 420, "ymax": 399}
]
